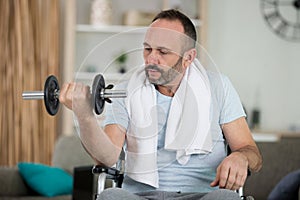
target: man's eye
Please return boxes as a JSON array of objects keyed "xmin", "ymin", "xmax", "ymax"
[
  {"xmin": 159, "ymin": 49, "xmax": 169, "ymax": 55},
  {"xmin": 144, "ymin": 47, "xmax": 152, "ymax": 52}
]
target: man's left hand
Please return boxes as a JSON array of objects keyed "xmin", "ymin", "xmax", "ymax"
[{"xmin": 210, "ymin": 151, "xmax": 248, "ymax": 190}]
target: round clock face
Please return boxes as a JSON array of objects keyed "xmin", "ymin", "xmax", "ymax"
[{"xmin": 260, "ymin": 0, "xmax": 300, "ymax": 42}]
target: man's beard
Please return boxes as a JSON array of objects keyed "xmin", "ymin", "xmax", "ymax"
[{"xmin": 145, "ymin": 57, "xmax": 183, "ymax": 85}]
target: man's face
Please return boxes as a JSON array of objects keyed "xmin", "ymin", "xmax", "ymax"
[
  {"xmin": 144, "ymin": 58, "xmax": 183, "ymax": 85},
  {"xmin": 143, "ymin": 19, "xmax": 186, "ymax": 86}
]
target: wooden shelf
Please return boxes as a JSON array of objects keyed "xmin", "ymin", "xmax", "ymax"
[
  {"xmin": 76, "ymin": 24, "xmax": 147, "ymax": 34},
  {"xmin": 76, "ymin": 19, "xmax": 201, "ymax": 33}
]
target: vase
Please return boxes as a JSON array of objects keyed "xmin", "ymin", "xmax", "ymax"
[{"xmin": 90, "ymin": 0, "xmax": 112, "ymax": 26}]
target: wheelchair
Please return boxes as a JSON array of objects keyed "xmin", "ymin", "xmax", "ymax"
[{"xmin": 91, "ymin": 148, "xmax": 255, "ymax": 200}]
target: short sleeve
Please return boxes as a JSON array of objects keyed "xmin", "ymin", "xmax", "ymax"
[{"xmin": 218, "ymin": 76, "xmax": 246, "ymax": 124}]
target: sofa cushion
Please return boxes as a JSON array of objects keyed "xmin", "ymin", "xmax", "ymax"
[
  {"xmin": 52, "ymin": 134, "xmax": 95, "ymax": 174},
  {"xmin": 17, "ymin": 162, "xmax": 73, "ymax": 197},
  {"xmin": 0, "ymin": 195, "xmax": 71, "ymax": 200},
  {"xmin": 0, "ymin": 167, "xmax": 30, "ymax": 196}
]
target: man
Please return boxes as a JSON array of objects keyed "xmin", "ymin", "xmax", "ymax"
[{"xmin": 60, "ymin": 9, "xmax": 262, "ymax": 200}]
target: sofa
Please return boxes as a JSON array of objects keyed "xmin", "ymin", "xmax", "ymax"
[
  {"xmin": 244, "ymin": 136, "xmax": 300, "ymax": 200},
  {"xmin": 0, "ymin": 134, "xmax": 96, "ymax": 200},
  {"xmin": 1, "ymin": 133, "xmax": 299, "ymax": 200}
]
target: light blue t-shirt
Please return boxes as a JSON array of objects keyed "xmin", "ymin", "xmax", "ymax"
[{"xmin": 102, "ymin": 71, "xmax": 246, "ymax": 193}]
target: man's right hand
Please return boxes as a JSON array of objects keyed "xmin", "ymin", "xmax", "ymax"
[{"xmin": 59, "ymin": 82, "xmax": 94, "ymax": 119}]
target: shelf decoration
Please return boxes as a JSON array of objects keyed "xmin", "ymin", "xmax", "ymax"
[{"xmin": 90, "ymin": 0, "xmax": 112, "ymax": 26}]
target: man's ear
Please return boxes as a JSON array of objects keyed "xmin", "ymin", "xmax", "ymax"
[{"xmin": 182, "ymin": 48, "xmax": 197, "ymax": 68}]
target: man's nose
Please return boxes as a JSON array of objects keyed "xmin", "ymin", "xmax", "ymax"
[{"xmin": 147, "ymin": 50, "xmax": 159, "ymax": 65}]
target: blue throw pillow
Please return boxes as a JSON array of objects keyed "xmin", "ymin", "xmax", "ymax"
[{"xmin": 17, "ymin": 162, "xmax": 73, "ymax": 197}]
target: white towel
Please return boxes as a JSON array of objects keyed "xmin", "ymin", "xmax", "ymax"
[{"xmin": 124, "ymin": 59, "xmax": 212, "ymax": 188}]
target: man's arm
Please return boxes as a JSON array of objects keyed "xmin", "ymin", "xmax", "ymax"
[
  {"xmin": 222, "ymin": 117, "xmax": 262, "ymax": 172},
  {"xmin": 77, "ymin": 117, "xmax": 126, "ymax": 167},
  {"xmin": 210, "ymin": 117, "xmax": 262, "ymax": 190},
  {"xmin": 59, "ymin": 82, "xmax": 126, "ymax": 167}
]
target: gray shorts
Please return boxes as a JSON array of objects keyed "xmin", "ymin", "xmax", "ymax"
[{"xmin": 98, "ymin": 188, "xmax": 241, "ymax": 200}]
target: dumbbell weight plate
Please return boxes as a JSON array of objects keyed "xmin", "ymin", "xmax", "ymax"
[
  {"xmin": 92, "ymin": 74, "xmax": 105, "ymax": 115},
  {"xmin": 44, "ymin": 75, "xmax": 60, "ymax": 116}
]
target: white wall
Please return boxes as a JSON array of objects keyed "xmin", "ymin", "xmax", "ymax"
[
  {"xmin": 207, "ymin": 0, "xmax": 300, "ymax": 131},
  {"xmin": 74, "ymin": 0, "xmax": 300, "ymax": 131}
]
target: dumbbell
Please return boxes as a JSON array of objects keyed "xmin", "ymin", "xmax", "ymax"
[{"xmin": 22, "ymin": 74, "xmax": 127, "ymax": 116}]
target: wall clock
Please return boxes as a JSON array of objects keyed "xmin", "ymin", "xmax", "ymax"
[{"xmin": 260, "ymin": 0, "xmax": 300, "ymax": 42}]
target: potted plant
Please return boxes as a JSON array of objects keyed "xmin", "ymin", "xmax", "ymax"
[{"xmin": 115, "ymin": 52, "xmax": 128, "ymax": 74}]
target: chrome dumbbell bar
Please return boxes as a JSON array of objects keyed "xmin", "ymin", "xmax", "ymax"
[{"xmin": 22, "ymin": 74, "xmax": 127, "ymax": 116}]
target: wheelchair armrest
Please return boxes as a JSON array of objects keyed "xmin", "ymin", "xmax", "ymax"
[
  {"xmin": 92, "ymin": 165, "xmax": 124, "ymax": 199},
  {"xmin": 92, "ymin": 165, "xmax": 120, "ymax": 176},
  {"xmin": 92, "ymin": 165, "xmax": 124, "ymax": 188}
]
